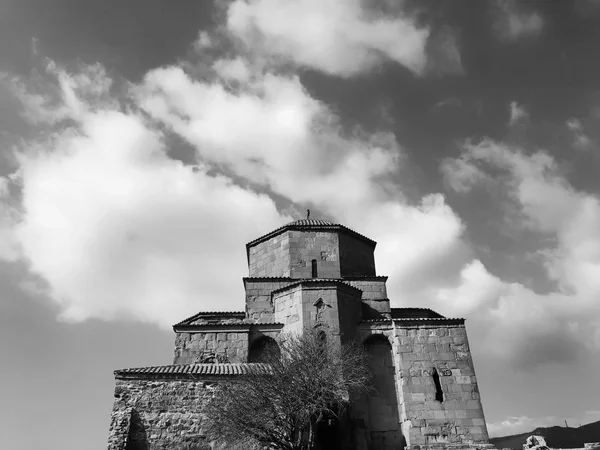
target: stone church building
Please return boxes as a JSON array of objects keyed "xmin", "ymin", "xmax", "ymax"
[{"xmin": 107, "ymin": 219, "xmax": 494, "ymax": 450}]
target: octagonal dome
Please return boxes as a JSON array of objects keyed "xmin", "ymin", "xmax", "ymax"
[{"xmin": 246, "ymin": 219, "xmax": 376, "ymax": 279}]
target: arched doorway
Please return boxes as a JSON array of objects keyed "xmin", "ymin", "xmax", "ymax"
[
  {"xmin": 248, "ymin": 336, "xmax": 280, "ymax": 363},
  {"xmin": 363, "ymin": 335, "xmax": 403, "ymax": 450}
]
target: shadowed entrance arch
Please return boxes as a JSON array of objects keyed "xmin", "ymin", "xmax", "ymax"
[
  {"xmin": 363, "ymin": 335, "xmax": 403, "ymax": 450},
  {"xmin": 248, "ymin": 336, "xmax": 280, "ymax": 363}
]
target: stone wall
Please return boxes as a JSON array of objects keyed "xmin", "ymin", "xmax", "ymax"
[
  {"xmin": 287, "ymin": 230, "xmax": 341, "ymax": 278},
  {"xmin": 336, "ymin": 288, "xmax": 364, "ymax": 343},
  {"xmin": 396, "ymin": 324, "xmax": 489, "ymax": 448},
  {"xmin": 244, "ymin": 279, "xmax": 292, "ymax": 322},
  {"xmin": 273, "ymin": 285, "xmax": 305, "ymax": 334},
  {"xmin": 273, "ymin": 281, "xmax": 363, "ymax": 346},
  {"xmin": 346, "ymin": 279, "xmax": 388, "ymax": 300},
  {"xmin": 248, "ymin": 232, "xmax": 292, "ymax": 277},
  {"xmin": 107, "ymin": 378, "xmax": 212, "ymax": 450},
  {"xmin": 346, "ymin": 279, "xmax": 390, "ymax": 319},
  {"xmin": 358, "ymin": 323, "xmax": 490, "ymax": 450},
  {"xmin": 247, "ymin": 230, "xmax": 377, "ymax": 279},
  {"xmin": 339, "ymin": 232, "xmax": 376, "ymax": 277},
  {"xmin": 173, "ymin": 331, "xmax": 249, "ymax": 364},
  {"xmin": 352, "ymin": 335, "xmax": 404, "ymax": 450}
]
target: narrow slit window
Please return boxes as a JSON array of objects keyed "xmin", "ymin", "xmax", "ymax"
[
  {"xmin": 311, "ymin": 259, "xmax": 318, "ymax": 278},
  {"xmin": 317, "ymin": 330, "xmax": 327, "ymax": 355},
  {"xmin": 432, "ymin": 368, "xmax": 444, "ymax": 402}
]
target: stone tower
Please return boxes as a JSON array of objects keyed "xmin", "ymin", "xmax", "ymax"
[{"xmin": 107, "ymin": 219, "xmax": 494, "ymax": 450}]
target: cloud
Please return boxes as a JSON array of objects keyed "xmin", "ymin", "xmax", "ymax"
[
  {"xmin": 136, "ymin": 63, "xmax": 400, "ymax": 211},
  {"xmin": 488, "ymin": 410, "xmax": 600, "ymax": 437},
  {"xmin": 3, "ymin": 65, "xmax": 288, "ymax": 327},
  {"xmin": 441, "ymin": 156, "xmax": 492, "ymax": 193},
  {"xmin": 567, "ymin": 118, "xmax": 596, "ymax": 151},
  {"xmin": 135, "ymin": 59, "xmax": 490, "ymax": 330},
  {"xmin": 1, "ymin": 0, "xmax": 474, "ymax": 333},
  {"xmin": 3, "ymin": 48, "xmax": 479, "ymax": 335},
  {"xmin": 225, "ymin": 0, "xmax": 431, "ymax": 77},
  {"xmin": 0, "ymin": 178, "xmax": 21, "ymax": 262},
  {"xmin": 5, "ymin": 61, "xmax": 117, "ymax": 125},
  {"xmin": 491, "ymin": 0, "xmax": 544, "ymax": 43},
  {"xmin": 3, "ymin": 1, "xmax": 592, "ymax": 374},
  {"xmin": 426, "ymin": 26, "xmax": 464, "ymax": 76},
  {"xmin": 444, "ymin": 139, "xmax": 600, "ymax": 366},
  {"xmin": 509, "ymin": 101, "xmax": 529, "ymax": 127}
]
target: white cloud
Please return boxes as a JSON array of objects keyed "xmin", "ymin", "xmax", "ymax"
[
  {"xmin": 4, "ymin": 66, "xmax": 288, "ymax": 327},
  {"xmin": 212, "ymin": 57, "xmax": 253, "ymax": 83},
  {"xmin": 9, "ymin": 53, "xmax": 595, "ymax": 371},
  {"xmin": 426, "ymin": 26, "xmax": 464, "ymax": 76},
  {"xmin": 441, "ymin": 156, "xmax": 492, "ymax": 193},
  {"xmin": 443, "ymin": 139, "xmax": 600, "ymax": 366},
  {"xmin": 492, "ymin": 0, "xmax": 544, "ymax": 43},
  {"xmin": 1, "ymin": 0, "xmax": 474, "ymax": 333},
  {"xmin": 0, "ymin": 177, "xmax": 21, "ymax": 262},
  {"xmin": 6, "ymin": 61, "xmax": 116, "ymax": 125},
  {"xmin": 509, "ymin": 101, "xmax": 529, "ymax": 126},
  {"xmin": 567, "ymin": 118, "xmax": 595, "ymax": 151},
  {"xmin": 135, "ymin": 62, "xmax": 491, "ymax": 328},
  {"xmin": 4, "ymin": 1, "xmax": 591, "ymax": 374},
  {"xmin": 225, "ymin": 0, "xmax": 431, "ymax": 77},
  {"xmin": 488, "ymin": 410, "xmax": 600, "ymax": 437},
  {"xmin": 4, "ymin": 52, "xmax": 479, "ymax": 335},
  {"xmin": 137, "ymin": 64, "xmax": 400, "ymax": 210}
]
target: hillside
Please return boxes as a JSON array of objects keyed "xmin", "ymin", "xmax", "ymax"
[{"xmin": 490, "ymin": 420, "xmax": 600, "ymax": 449}]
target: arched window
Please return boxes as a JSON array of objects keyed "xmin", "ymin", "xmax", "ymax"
[
  {"xmin": 311, "ymin": 259, "xmax": 318, "ymax": 278},
  {"xmin": 316, "ymin": 330, "xmax": 327, "ymax": 355},
  {"xmin": 248, "ymin": 336, "xmax": 280, "ymax": 363}
]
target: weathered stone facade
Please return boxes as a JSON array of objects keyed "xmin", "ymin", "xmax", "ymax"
[{"xmin": 107, "ymin": 218, "xmax": 495, "ymax": 450}]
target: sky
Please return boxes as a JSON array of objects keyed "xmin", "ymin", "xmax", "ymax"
[{"xmin": 1, "ymin": 0, "xmax": 600, "ymax": 448}]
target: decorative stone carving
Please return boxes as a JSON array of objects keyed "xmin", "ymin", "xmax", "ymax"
[{"xmin": 195, "ymin": 352, "xmax": 228, "ymax": 364}]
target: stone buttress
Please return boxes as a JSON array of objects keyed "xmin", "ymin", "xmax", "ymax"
[{"xmin": 107, "ymin": 218, "xmax": 495, "ymax": 450}]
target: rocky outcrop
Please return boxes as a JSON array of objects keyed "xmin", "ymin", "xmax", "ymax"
[{"xmin": 521, "ymin": 435, "xmax": 600, "ymax": 450}]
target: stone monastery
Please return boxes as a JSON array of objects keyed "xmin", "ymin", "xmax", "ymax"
[{"xmin": 107, "ymin": 218, "xmax": 495, "ymax": 450}]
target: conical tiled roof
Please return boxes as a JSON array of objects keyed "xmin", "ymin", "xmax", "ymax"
[{"xmin": 284, "ymin": 218, "xmax": 335, "ymax": 227}]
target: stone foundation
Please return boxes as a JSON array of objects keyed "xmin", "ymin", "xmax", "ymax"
[{"xmin": 107, "ymin": 378, "xmax": 212, "ymax": 450}]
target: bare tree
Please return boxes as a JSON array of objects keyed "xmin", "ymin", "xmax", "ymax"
[{"xmin": 203, "ymin": 331, "xmax": 371, "ymax": 450}]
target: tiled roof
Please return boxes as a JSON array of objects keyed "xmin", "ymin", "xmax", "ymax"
[
  {"xmin": 174, "ymin": 311, "xmax": 246, "ymax": 327},
  {"xmin": 246, "ymin": 219, "xmax": 376, "ymax": 250},
  {"xmin": 286, "ymin": 219, "xmax": 335, "ymax": 226},
  {"xmin": 361, "ymin": 317, "xmax": 465, "ymax": 325},
  {"xmin": 391, "ymin": 307, "xmax": 445, "ymax": 319},
  {"xmin": 115, "ymin": 363, "xmax": 272, "ymax": 379},
  {"xmin": 173, "ymin": 322, "xmax": 284, "ymax": 332},
  {"xmin": 243, "ymin": 275, "xmax": 388, "ymax": 282}
]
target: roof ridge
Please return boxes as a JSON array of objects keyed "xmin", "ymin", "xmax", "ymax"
[
  {"xmin": 270, "ymin": 278, "xmax": 363, "ymax": 296},
  {"xmin": 246, "ymin": 221, "xmax": 376, "ymax": 250},
  {"xmin": 114, "ymin": 362, "xmax": 273, "ymax": 378},
  {"xmin": 173, "ymin": 310, "xmax": 246, "ymax": 327},
  {"xmin": 361, "ymin": 317, "xmax": 465, "ymax": 323}
]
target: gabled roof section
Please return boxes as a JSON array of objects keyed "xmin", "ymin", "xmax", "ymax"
[
  {"xmin": 173, "ymin": 311, "xmax": 245, "ymax": 328},
  {"xmin": 115, "ymin": 363, "xmax": 272, "ymax": 379},
  {"xmin": 246, "ymin": 218, "xmax": 376, "ymax": 254}
]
